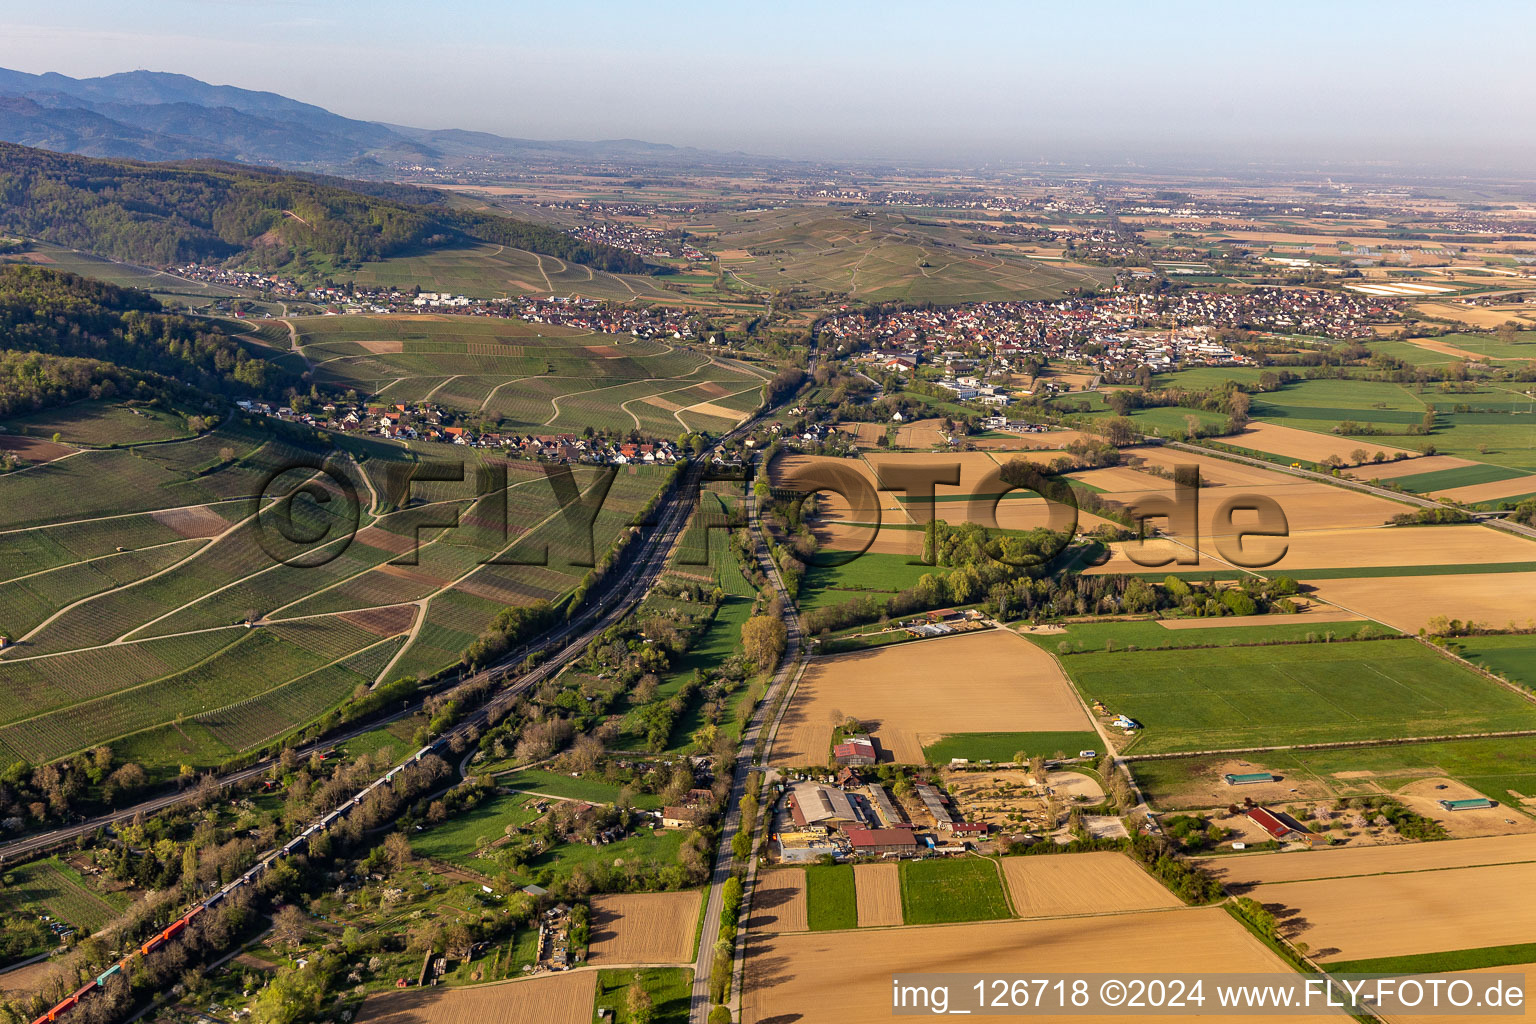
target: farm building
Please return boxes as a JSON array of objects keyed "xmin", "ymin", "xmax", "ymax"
[
  {"xmin": 833, "ymin": 736, "xmax": 878, "ymax": 766},
  {"xmin": 1439, "ymin": 797, "xmax": 1496, "ymax": 811},
  {"xmin": 948, "ymin": 822, "xmax": 989, "ymax": 839},
  {"xmin": 1224, "ymin": 772, "xmax": 1276, "ymax": 787},
  {"xmin": 845, "ymin": 827, "xmax": 920, "ymax": 857},
  {"xmin": 862, "ymin": 784, "xmax": 905, "ymax": 828},
  {"xmin": 662, "ymin": 806, "xmax": 709, "ymax": 829},
  {"xmin": 788, "ymin": 783, "xmax": 862, "ymax": 829},
  {"xmin": 914, "ymin": 783, "xmax": 953, "ymax": 826},
  {"xmin": 1244, "ymin": 805, "xmax": 1307, "ymax": 842}
]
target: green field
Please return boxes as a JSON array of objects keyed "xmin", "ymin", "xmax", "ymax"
[
  {"xmin": 898, "ymin": 857, "xmax": 1011, "ymax": 924},
  {"xmin": 1450, "ymin": 634, "xmax": 1536, "ymax": 690},
  {"xmin": 1058, "ymin": 639, "xmax": 1536, "ymax": 755},
  {"xmin": 922, "ymin": 731, "xmax": 1104, "ymax": 764},
  {"xmin": 498, "ymin": 769, "xmax": 664, "ymax": 809},
  {"xmin": 0, "ymin": 857, "xmax": 122, "ymax": 932},
  {"xmin": 803, "ymin": 864, "xmax": 857, "ymax": 931},
  {"xmin": 409, "ymin": 793, "xmax": 545, "ymax": 868},
  {"xmin": 1382, "ymin": 462, "xmax": 1528, "ymax": 494},
  {"xmin": 1326, "ymin": 942, "xmax": 1536, "ymax": 976},
  {"xmin": 798, "ymin": 552, "xmax": 936, "ymax": 609},
  {"xmin": 1019, "ymin": 619, "xmax": 1396, "ymax": 655},
  {"xmin": 1419, "ymin": 331, "xmax": 1536, "ymax": 360},
  {"xmin": 1129, "ymin": 735, "xmax": 1536, "ymax": 811},
  {"xmin": 1245, "ymin": 378, "xmax": 1536, "ymax": 472},
  {"xmin": 1, "ymin": 400, "xmax": 193, "ymax": 446},
  {"xmin": 593, "ymin": 967, "xmax": 693, "ymax": 1024}
]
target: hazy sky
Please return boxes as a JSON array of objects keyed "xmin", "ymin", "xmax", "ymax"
[{"xmin": 2, "ymin": 0, "xmax": 1533, "ymax": 169}]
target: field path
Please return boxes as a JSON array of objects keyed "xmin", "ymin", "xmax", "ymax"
[
  {"xmin": 371, "ymin": 601, "xmax": 424, "ymax": 684},
  {"xmin": 478, "ymin": 375, "xmax": 536, "ymax": 412},
  {"xmin": 423, "ymin": 375, "xmax": 461, "ymax": 401},
  {"xmin": 533, "ymin": 253, "xmax": 556, "ymax": 292}
]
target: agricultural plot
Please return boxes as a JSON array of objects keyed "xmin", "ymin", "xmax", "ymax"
[
  {"xmin": 852, "ymin": 863, "xmax": 902, "ymax": 927},
  {"xmin": 1019, "ymin": 618, "xmax": 1391, "ymax": 656},
  {"xmin": 770, "ymin": 631, "xmax": 1093, "ymax": 766},
  {"xmin": 1057, "ymin": 639, "xmax": 1536, "ymax": 755},
  {"xmin": 998, "ymin": 852, "xmax": 1180, "ymax": 918},
  {"xmin": 746, "ymin": 868, "xmax": 808, "ymax": 933},
  {"xmin": 714, "ymin": 209, "xmax": 1111, "ymax": 303},
  {"xmin": 897, "ymin": 857, "xmax": 1011, "ymax": 924},
  {"xmin": 588, "ymin": 891, "xmax": 702, "ymax": 964},
  {"xmin": 804, "ymin": 864, "xmax": 857, "ymax": 931},
  {"xmin": 356, "ymin": 970, "xmax": 596, "ymax": 1024},
  {"xmin": 1248, "ymin": 861, "xmax": 1536, "ymax": 963},
  {"xmin": 1308, "ymin": 571, "xmax": 1536, "ymax": 633},
  {"xmin": 343, "ymin": 242, "xmax": 701, "ymax": 304},
  {"xmin": 0, "ymin": 857, "xmax": 122, "ymax": 932},
  {"xmin": 742, "ymin": 907, "xmax": 1316, "ymax": 1024}
]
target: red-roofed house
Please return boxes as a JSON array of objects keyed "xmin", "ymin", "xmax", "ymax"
[{"xmin": 845, "ymin": 828, "xmax": 920, "ymax": 856}]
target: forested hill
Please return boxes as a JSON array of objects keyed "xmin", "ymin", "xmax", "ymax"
[
  {"xmin": 0, "ymin": 142, "xmax": 655, "ymax": 275},
  {"xmin": 0, "ymin": 264, "xmax": 298, "ymax": 415}
]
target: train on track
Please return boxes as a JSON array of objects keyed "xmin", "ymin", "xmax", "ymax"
[{"xmin": 29, "ymin": 741, "xmax": 447, "ymax": 1024}]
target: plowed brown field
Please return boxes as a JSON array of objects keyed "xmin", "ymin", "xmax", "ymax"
[
  {"xmin": 356, "ymin": 970, "xmax": 595, "ymax": 1024},
  {"xmin": 852, "ymin": 863, "xmax": 902, "ymax": 927},
  {"xmin": 749, "ymin": 868, "xmax": 808, "ymax": 933},
  {"xmin": 742, "ymin": 908, "xmax": 1332, "ymax": 1023},
  {"xmin": 769, "ymin": 630, "xmax": 1092, "ymax": 766},
  {"xmin": 588, "ymin": 890, "xmax": 702, "ymax": 964},
  {"xmin": 998, "ymin": 852, "xmax": 1182, "ymax": 918}
]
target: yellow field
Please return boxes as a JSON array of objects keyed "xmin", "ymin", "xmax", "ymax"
[
  {"xmin": 749, "ymin": 868, "xmax": 808, "ymax": 933},
  {"xmin": 743, "ymin": 908, "xmax": 1335, "ymax": 1023},
  {"xmin": 769, "ymin": 630, "xmax": 1093, "ymax": 765},
  {"xmin": 1232, "ymin": 422, "xmax": 1417, "ymax": 463},
  {"xmin": 1254, "ymin": 861, "xmax": 1536, "ymax": 962},
  {"xmin": 1308, "ymin": 571, "xmax": 1536, "ymax": 632},
  {"xmin": 1381, "ymin": 964, "xmax": 1536, "ymax": 1024},
  {"xmin": 1197, "ymin": 833, "xmax": 1536, "ymax": 886},
  {"xmin": 1411, "ymin": 301, "xmax": 1536, "ymax": 329},
  {"xmin": 852, "ymin": 863, "xmax": 903, "ymax": 927},
  {"xmin": 1432, "ymin": 474, "xmax": 1536, "ymax": 503},
  {"xmin": 356, "ymin": 970, "xmax": 596, "ymax": 1024},
  {"xmin": 998, "ymin": 852, "xmax": 1180, "ymax": 918},
  {"xmin": 588, "ymin": 890, "xmax": 702, "ymax": 964}
]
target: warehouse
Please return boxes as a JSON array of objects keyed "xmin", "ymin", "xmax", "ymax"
[
  {"xmin": 1224, "ymin": 772, "xmax": 1277, "ymax": 787},
  {"xmin": 845, "ymin": 827, "xmax": 920, "ymax": 857},
  {"xmin": 788, "ymin": 782, "xmax": 863, "ymax": 829}
]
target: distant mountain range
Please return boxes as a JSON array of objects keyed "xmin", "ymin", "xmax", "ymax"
[{"xmin": 0, "ymin": 67, "xmax": 767, "ymax": 173}]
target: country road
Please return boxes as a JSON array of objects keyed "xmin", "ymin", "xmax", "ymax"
[{"xmin": 687, "ymin": 462, "xmax": 804, "ymax": 1024}]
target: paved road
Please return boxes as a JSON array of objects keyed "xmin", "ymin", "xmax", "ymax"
[
  {"xmin": 1171, "ymin": 440, "xmax": 1536, "ymax": 542},
  {"xmin": 688, "ymin": 471, "xmax": 803, "ymax": 1024}
]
